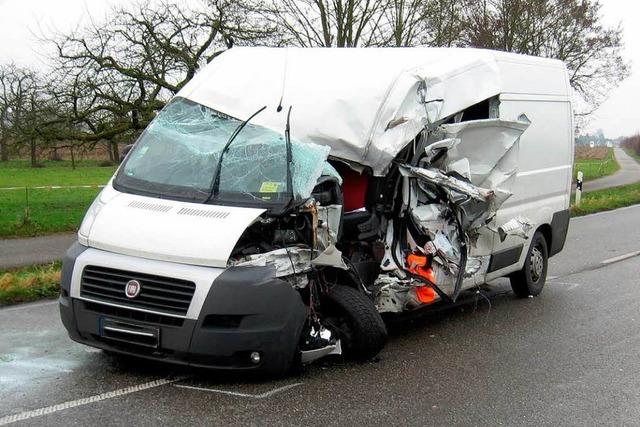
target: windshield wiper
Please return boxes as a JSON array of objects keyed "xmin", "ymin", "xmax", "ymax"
[
  {"xmin": 284, "ymin": 106, "xmax": 294, "ymax": 205},
  {"xmin": 204, "ymin": 106, "xmax": 267, "ymax": 203}
]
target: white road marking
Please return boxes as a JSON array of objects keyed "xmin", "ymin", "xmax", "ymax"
[
  {"xmin": 551, "ymin": 281, "xmax": 582, "ymax": 291},
  {"xmin": 174, "ymin": 382, "xmax": 304, "ymax": 399},
  {"xmin": 601, "ymin": 251, "xmax": 640, "ymax": 265},
  {"xmin": 0, "ymin": 377, "xmax": 184, "ymax": 426},
  {"xmin": 0, "ymin": 300, "xmax": 57, "ymax": 314}
]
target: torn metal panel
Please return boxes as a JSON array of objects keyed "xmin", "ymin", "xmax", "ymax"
[
  {"xmin": 375, "ymin": 275, "xmax": 411, "ymax": 313},
  {"xmin": 399, "ymin": 164, "xmax": 494, "ymax": 203},
  {"xmin": 435, "ymin": 118, "xmax": 530, "ymax": 208},
  {"xmin": 310, "ymin": 245, "xmax": 348, "ymax": 270},
  {"xmin": 180, "ymin": 48, "xmax": 517, "ymax": 175},
  {"xmin": 317, "ymin": 205, "xmax": 342, "ymax": 249},
  {"xmin": 232, "ymin": 247, "xmax": 312, "ymax": 278},
  {"xmin": 385, "ymin": 119, "xmax": 532, "ymax": 306},
  {"xmin": 497, "ymin": 216, "xmax": 534, "ymax": 242}
]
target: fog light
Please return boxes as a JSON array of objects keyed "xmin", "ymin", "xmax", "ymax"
[{"xmin": 250, "ymin": 351, "xmax": 261, "ymax": 364}]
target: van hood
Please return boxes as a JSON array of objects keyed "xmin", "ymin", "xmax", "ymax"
[{"xmin": 85, "ymin": 189, "xmax": 265, "ymax": 268}]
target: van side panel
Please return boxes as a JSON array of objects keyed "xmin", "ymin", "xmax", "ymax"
[{"xmin": 485, "ymin": 91, "xmax": 572, "ymax": 280}]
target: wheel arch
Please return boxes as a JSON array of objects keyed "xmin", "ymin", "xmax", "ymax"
[{"xmin": 536, "ymin": 223, "xmax": 553, "ymax": 252}]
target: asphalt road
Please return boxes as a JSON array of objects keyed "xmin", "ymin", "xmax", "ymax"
[
  {"xmin": 0, "ymin": 233, "xmax": 75, "ymax": 269},
  {"xmin": 580, "ymin": 147, "xmax": 640, "ymax": 192},
  {"xmin": 2, "ymin": 205, "xmax": 640, "ymax": 426}
]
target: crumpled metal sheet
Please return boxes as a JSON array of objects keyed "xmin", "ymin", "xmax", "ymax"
[
  {"xmin": 233, "ymin": 247, "xmax": 312, "ymax": 277},
  {"xmin": 497, "ymin": 216, "xmax": 534, "ymax": 242},
  {"xmin": 179, "ymin": 47, "xmax": 512, "ymax": 175},
  {"xmin": 317, "ymin": 205, "xmax": 342, "ymax": 249},
  {"xmin": 399, "ymin": 164, "xmax": 494, "ymax": 203},
  {"xmin": 404, "ymin": 118, "xmax": 532, "ymax": 234},
  {"xmin": 387, "ymin": 118, "xmax": 533, "ymax": 305},
  {"xmin": 436, "ymin": 118, "xmax": 530, "ymax": 208}
]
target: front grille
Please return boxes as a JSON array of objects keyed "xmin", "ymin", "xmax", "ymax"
[
  {"xmin": 82, "ymin": 301, "xmax": 185, "ymax": 327},
  {"xmin": 80, "ymin": 265, "xmax": 196, "ymax": 316}
]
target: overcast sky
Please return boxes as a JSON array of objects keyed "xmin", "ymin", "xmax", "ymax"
[{"xmin": 0, "ymin": 0, "xmax": 638, "ymax": 138}]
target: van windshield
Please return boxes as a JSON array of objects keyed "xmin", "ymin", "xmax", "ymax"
[{"xmin": 114, "ymin": 98, "xmax": 292, "ymax": 205}]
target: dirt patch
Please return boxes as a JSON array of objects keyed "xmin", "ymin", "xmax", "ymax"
[{"xmin": 575, "ymin": 147, "xmax": 609, "ymax": 160}]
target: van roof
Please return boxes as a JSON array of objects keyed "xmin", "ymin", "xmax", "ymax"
[{"xmin": 179, "ymin": 47, "xmax": 570, "ymax": 175}]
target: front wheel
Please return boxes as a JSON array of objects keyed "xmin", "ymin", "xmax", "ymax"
[
  {"xmin": 321, "ymin": 285, "xmax": 387, "ymax": 361},
  {"xmin": 510, "ymin": 231, "xmax": 549, "ymax": 297}
]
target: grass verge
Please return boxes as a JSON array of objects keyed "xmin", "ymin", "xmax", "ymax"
[
  {"xmin": 623, "ymin": 147, "xmax": 640, "ymax": 163},
  {"xmin": 571, "ymin": 182, "xmax": 640, "ymax": 216},
  {"xmin": 573, "ymin": 147, "xmax": 620, "ymax": 181},
  {"xmin": 0, "ymin": 262, "xmax": 61, "ymax": 306}
]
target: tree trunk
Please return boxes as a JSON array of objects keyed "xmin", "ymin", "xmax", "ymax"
[
  {"xmin": 30, "ymin": 139, "xmax": 37, "ymax": 167},
  {"xmin": 0, "ymin": 138, "xmax": 8, "ymax": 162},
  {"xmin": 70, "ymin": 146, "xmax": 76, "ymax": 170},
  {"xmin": 106, "ymin": 141, "xmax": 115, "ymax": 162},
  {"xmin": 111, "ymin": 141, "xmax": 120, "ymax": 163}
]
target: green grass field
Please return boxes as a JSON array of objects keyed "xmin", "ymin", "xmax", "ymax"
[
  {"xmin": 571, "ymin": 182, "xmax": 640, "ymax": 217},
  {"xmin": 0, "ymin": 160, "xmax": 116, "ymax": 187},
  {"xmin": 0, "ymin": 160, "xmax": 115, "ymax": 237},
  {"xmin": 623, "ymin": 147, "xmax": 640, "ymax": 163},
  {"xmin": 0, "ymin": 187, "xmax": 102, "ymax": 237},
  {"xmin": 573, "ymin": 148, "xmax": 620, "ymax": 181}
]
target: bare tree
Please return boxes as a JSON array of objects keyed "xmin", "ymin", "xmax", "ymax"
[
  {"xmin": 461, "ymin": 0, "xmax": 629, "ymax": 112},
  {"xmin": 1, "ymin": 0, "xmax": 626, "ymax": 161},
  {"xmin": 0, "ymin": 64, "xmax": 46, "ymax": 166},
  {"xmin": 265, "ymin": 0, "xmax": 390, "ymax": 47},
  {"xmin": 45, "ymin": 0, "xmax": 275, "ymax": 147}
]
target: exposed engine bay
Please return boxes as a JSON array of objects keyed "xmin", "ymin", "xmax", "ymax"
[{"xmin": 227, "ymin": 115, "xmax": 534, "ymax": 364}]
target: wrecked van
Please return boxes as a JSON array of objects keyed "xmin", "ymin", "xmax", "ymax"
[{"xmin": 59, "ymin": 48, "xmax": 573, "ymax": 373}]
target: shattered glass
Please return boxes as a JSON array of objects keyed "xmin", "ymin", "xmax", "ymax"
[{"xmin": 118, "ymin": 97, "xmax": 333, "ymax": 203}]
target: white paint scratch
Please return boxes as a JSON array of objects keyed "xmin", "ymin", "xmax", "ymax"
[{"xmin": 174, "ymin": 382, "xmax": 304, "ymax": 399}]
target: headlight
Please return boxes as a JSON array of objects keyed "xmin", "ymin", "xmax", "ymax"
[
  {"xmin": 77, "ymin": 197, "xmax": 105, "ymax": 246},
  {"xmin": 77, "ymin": 182, "xmax": 118, "ymax": 246}
]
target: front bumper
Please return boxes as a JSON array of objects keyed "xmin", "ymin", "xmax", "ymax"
[{"xmin": 59, "ymin": 243, "xmax": 307, "ymax": 373}]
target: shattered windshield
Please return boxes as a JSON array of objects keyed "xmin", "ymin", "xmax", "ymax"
[{"xmin": 115, "ymin": 98, "xmax": 296, "ymax": 205}]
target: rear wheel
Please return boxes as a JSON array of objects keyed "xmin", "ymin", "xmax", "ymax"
[
  {"xmin": 510, "ymin": 231, "xmax": 548, "ymax": 297},
  {"xmin": 321, "ymin": 285, "xmax": 387, "ymax": 361}
]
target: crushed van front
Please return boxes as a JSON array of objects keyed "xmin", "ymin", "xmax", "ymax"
[{"xmin": 59, "ymin": 242, "xmax": 307, "ymax": 372}]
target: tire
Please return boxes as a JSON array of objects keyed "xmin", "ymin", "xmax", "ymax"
[
  {"xmin": 510, "ymin": 231, "xmax": 549, "ymax": 298},
  {"xmin": 321, "ymin": 285, "xmax": 387, "ymax": 361}
]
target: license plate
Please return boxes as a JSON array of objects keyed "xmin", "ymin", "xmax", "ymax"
[{"xmin": 101, "ymin": 318, "xmax": 160, "ymax": 348}]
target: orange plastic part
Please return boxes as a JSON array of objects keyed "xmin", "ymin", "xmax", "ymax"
[
  {"xmin": 406, "ymin": 253, "xmax": 438, "ymax": 304},
  {"xmin": 415, "ymin": 286, "xmax": 437, "ymax": 304}
]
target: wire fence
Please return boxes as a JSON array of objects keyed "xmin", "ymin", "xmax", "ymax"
[
  {"xmin": 0, "ymin": 185, "xmax": 106, "ymax": 191},
  {"xmin": 0, "ymin": 185, "xmax": 105, "ymax": 236}
]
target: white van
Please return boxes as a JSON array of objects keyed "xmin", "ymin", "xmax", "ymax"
[{"xmin": 59, "ymin": 48, "xmax": 573, "ymax": 373}]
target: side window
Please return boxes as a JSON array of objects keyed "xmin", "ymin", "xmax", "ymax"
[{"xmin": 444, "ymin": 96, "xmax": 501, "ymax": 124}]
